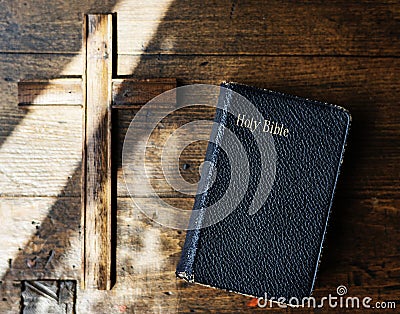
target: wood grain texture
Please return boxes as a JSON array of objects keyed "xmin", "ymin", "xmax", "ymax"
[
  {"xmin": 18, "ymin": 79, "xmax": 83, "ymax": 107},
  {"xmin": 0, "ymin": 1, "xmax": 399, "ymax": 56},
  {"xmin": 0, "ymin": 107, "xmax": 82, "ymax": 197},
  {"xmin": 16, "ymin": 78, "xmax": 177, "ymax": 108},
  {"xmin": 112, "ymin": 78, "xmax": 177, "ymax": 108},
  {"xmin": 83, "ymin": 14, "xmax": 113, "ymax": 291},
  {"xmin": 0, "ymin": 197, "xmax": 81, "ymax": 281},
  {"xmin": 117, "ymin": 0, "xmax": 400, "ymax": 56},
  {"xmin": 118, "ymin": 55, "xmax": 400, "ymax": 96},
  {"xmin": 0, "ymin": 54, "xmax": 82, "ymax": 83},
  {"xmin": 0, "ymin": 0, "xmax": 118, "ymax": 54},
  {"xmin": 0, "ymin": 0, "xmax": 398, "ymax": 312}
]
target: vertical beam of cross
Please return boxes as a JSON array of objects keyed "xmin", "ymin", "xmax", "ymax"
[
  {"xmin": 82, "ymin": 14, "xmax": 114, "ymax": 290},
  {"xmin": 17, "ymin": 12, "xmax": 176, "ymax": 292}
]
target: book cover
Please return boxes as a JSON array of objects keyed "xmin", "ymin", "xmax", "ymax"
[{"xmin": 176, "ymin": 82, "xmax": 351, "ymax": 301}]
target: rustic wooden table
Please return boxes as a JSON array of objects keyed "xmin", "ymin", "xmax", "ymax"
[{"xmin": 0, "ymin": 1, "xmax": 398, "ymax": 313}]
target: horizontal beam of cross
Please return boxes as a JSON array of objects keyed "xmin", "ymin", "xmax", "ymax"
[{"xmin": 18, "ymin": 78, "xmax": 176, "ymax": 108}]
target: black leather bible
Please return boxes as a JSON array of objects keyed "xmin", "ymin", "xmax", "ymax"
[{"xmin": 176, "ymin": 83, "xmax": 351, "ymax": 301}]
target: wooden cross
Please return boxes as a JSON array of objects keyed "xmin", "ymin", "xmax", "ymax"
[{"xmin": 17, "ymin": 14, "xmax": 176, "ymax": 291}]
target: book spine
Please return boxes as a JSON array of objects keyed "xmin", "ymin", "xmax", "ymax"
[
  {"xmin": 310, "ymin": 111, "xmax": 351, "ymax": 293},
  {"xmin": 176, "ymin": 85, "xmax": 232, "ymax": 281}
]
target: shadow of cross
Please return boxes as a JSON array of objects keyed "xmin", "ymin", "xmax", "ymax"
[{"xmin": 12, "ymin": 12, "xmax": 177, "ymax": 294}]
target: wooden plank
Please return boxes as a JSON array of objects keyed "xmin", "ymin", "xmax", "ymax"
[
  {"xmin": 16, "ymin": 78, "xmax": 176, "ymax": 108},
  {"xmin": 0, "ymin": 107, "xmax": 82, "ymax": 197},
  {"xmin": 0, "ymin": 54, "xmax": 82, "ymax": 83},
  {"xmin": 112, "ymin": 78, "xmax": 177, "ymax": 108},
  {"xmin": 117, "ymin": 0, "xmax": 400, "ymax": 56},
  {"xmin": 0, "ymin": 1, "xmax": 399, "ymax": 56},
  {"xmin": 117, "ymin": 55, "xmax": 400, "ymax": 97},
  {"xmin": 18, "ymin": 79, "xmax": 83, "ymax": 107},
  {"xmin": 0, "ymin": 21, "xmax": 82, "ymax": 54},
  {"xmin": 0, "ymin": 0, "xmax": 118, "ymax": 54},
  {"xmin": 114, "ymin": 199, "xmax": 181, "ymax": 313},
  {"xmin": 83, "ymin": 14, "xmax": 113, "ymax": 291},
  {"xmin": 118, "ymin": 0, "xmax": 399, "ymax": 55},
  {"xmin": 0, "ymin": 197, "xmax": 81, "ymax": 281}
]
